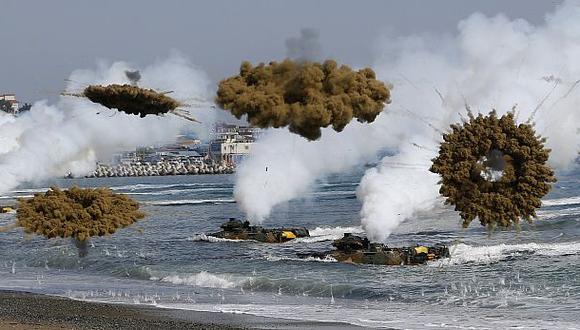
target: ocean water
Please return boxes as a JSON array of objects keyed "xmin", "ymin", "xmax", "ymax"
[{"xmin": 0, "ymin": 169, "xmax": 579, "ymax": 329}]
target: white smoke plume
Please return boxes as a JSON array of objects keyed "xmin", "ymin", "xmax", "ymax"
[
  {"xmin": 0, "ymin": 53, "xmax": 213, "ymax": 194},
  {"xmin": 233, "ymin": 122, "xmax": 399, "ymax": 222},
  {"xmin": 360, "ymin": 0, "xmax": 580, "ymax": 241},
  {"xmin": 235, "ymin": 1, "xmax": 580, "ymax": 241},
  {"xmin": 358, "ymin": 139, "xmax": 440, "ymax": 241}
]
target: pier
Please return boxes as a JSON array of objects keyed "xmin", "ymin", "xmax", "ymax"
[{"xmin": 84, "ymin": 159, "xmax": 235, "ymax": 178}]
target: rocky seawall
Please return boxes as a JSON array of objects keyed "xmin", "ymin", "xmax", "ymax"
[{"xmin": 84, "ymin": 160, "xmax": 235, "ymax": 178}]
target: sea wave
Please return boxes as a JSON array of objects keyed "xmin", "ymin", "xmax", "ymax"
[
  {"xmin": 158, "ymin": 271, "xmax": 245, "ymax": 289},
  {"xmin": 10, "ymin": 188, "xmax": 47, "ymax": 194},
  {"xmin": 265, "ymin": 255, "xmax": 337, "ymax": 263},
  {"xmin": 146, "ymin": 199, "xmax": 236, "ymax": 206},
  {"xmin": 187, "ymin": 234, "xmax": 243, "ymax": 243},
  {"xmin": 537, "ymin": 206, "xmax": 580, "ymax": 220},
  {"xmin": 309, "ymin": 190, "xmax": 356, "ymax": 197},
  {"xmin": 317, "ymin": 182, "xmax": 358, "ymax": 188},
  {"xmin": 126, "ymin": 187, "xmax": 231, "ymax": 196},
  {"xmin": 111, "ymin": 183, "xmax": 230, "ymax": 191},
  {"xmin": 432, "ymin": 241, "xmax": 580, "ymax": 266},
  {"xmin": 295, "ymin": 226, "xmax": 364, "ymax": 243},
  {"xmin": 542, "ymin": 196, "xmax": 580, "ymax": 207},
  {"xmin": 0, "ymin": 195, "xmax": 33, "ymax": 200}
]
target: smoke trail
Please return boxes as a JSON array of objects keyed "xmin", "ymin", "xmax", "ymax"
[
  {"xmin": 124, "ymin": 70, "xmax": 141, "ymax": 85},
  {"xmin": 285, "ymin": 28, "xmax": 321, "ymax": 61},
  {"xmin": 235, "ymin": 1, "xmax": 580, "ymax": 240},
  {"xmin": 0, "ymin": 53, "xmax": 213, "ymax": 194}
]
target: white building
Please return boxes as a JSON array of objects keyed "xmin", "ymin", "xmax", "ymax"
[
  {"xmin": 220, "ymin": 141, "xmax": 252, "ymax": 163},
  {"xmin": 210, "ymin": 123, "xmax": 259, "ymax": 164},
  {"xmin": 0, "ymin": 94, "xmax": 20, "ymax": 114}
]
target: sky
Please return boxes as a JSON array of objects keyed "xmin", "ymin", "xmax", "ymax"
[{"xmin": 0, "ymin": 0, "xmax": 560, "ymax": 103}]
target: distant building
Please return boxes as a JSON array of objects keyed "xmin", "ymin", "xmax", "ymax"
[
  {"xmin": 219, "ymin": 141, "xmax": 252, "ymax": 164},
  {"xmin": 210, "ymin": 123, "xmax": 260, "ymax": 164},
  {"xmin": 142, "ymin": 150, "xmax": 204, "ymax": 164},
  {"xmin": 104, "ymin": 125, "xmax": 259, "ymax": 167},
  {"xmin": 0, "ymin": 94, "xmax": 20, "ymax": 114}
]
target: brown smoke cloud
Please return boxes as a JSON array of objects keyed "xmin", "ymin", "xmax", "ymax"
[
  {"xmin": 82, "ymin": 84, "xmax": 181, "ymax": 118},
  {"xmin": 16, "ymin": 186, "xmax": 145, "ymax": 242},
  {"xmin": 216, "ymin": 59, "xmax": 391, "ymax": 140},
  {"xmin": 430, "ymin": 111, "xmax": 556, "ymax": 229}
]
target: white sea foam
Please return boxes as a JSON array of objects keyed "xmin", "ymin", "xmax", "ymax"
[
  {"xmin": 10, "ymin": 188, "xmax": 47, "ymax": 194},
  {"xmin": 0, "ymin": 195, "xmax": 33, "ymax": 200},
  {"xmin": 159, "ymin": 271, "xmax": 245, "ymax": 289},
  {"xmin": 265, "ymin": 255, "xmax": 337, "ymax": 263},
  {"xmin": 542, "ymin": 196, "xmax": 580, "ymax": 207},
  {"xmin": 309, "ymin": 190, "xmax": 356, "ymax": 197},
  {"xmin": 294, "ymin": 226, "xmax": 364, "ymax": 243},
  {"xmin": 318, "ymin": 182, "xmax": 358, "ymax": 188},
  {"xmin": 126, "ymin": 187, "xmax": 229, "ymax": 196},
  {"xmin": 432, "ymin": 241, "xmax": 580, "ymax": 266},
  {"xmin": 146, "ymin": 199, "xmax": 235, "ymax": 206},
  {"xmin": 110, "ymin": 182, "xmax": 228, "ymax": 191},
  {"xmin": 188, "ymin": 234, "xmax": 243, "ymax": 243},
  {"xmin": 537, "ymin": 206, "xmax": 580, "ymax": 220}
]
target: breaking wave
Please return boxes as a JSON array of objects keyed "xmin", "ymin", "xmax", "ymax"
[
  {"xmin": 265, "ymin": 255, "xmax": 337, "ymax": 263},
  {"xmin": 111, "ymin": 183, "xmax": 230, "ymax": 191},
  {"xmin": 188, "ymin": 234, "xmax": 243, "ymax": 243},
  {"xmin": 310, "ymin": 190, "xmax": 356, "ymax": 197},
  {"xmin": 0, "ymin": 195, "xmax": 33, "ymax": 200},
  {"xmin": 10, "ymin": 188, "xmax": 47, "ymax": 194},
  {"xmin": 537, "ymin": 206, "xmax": 580, "ymax": 220},
  {"xmin": 146, "ymin": 199, "xmax": 236, "ymax": 206},
  {"xmin": 126, "ymin": 187, "xmax": 231, "ymax": 196},
  {"xmin": 542, "ymin": 196, "xmax": 580, "ymax": 207},
  {"xmin": 432, "ymin": 241, "xmax": 580, "ymax": 266},
  {"xmin": 295, "ymin": 226, "xmax": 364, "ymax": 243},
  {"xmin": 317, "ymin": 182, "xmax": 358, "ymax": 188},
  {"xmin": 158, "ymin": 271, "xmax": 245, "ymax": 289}
]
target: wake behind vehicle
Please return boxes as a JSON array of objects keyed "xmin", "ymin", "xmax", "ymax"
[
  {"xmin": 298, "ymin": 233, "xmax": 451, "ymax": 265},
  {"xmin": 208, "ymin": 218, "xmax": 310, "ymax": 243}
]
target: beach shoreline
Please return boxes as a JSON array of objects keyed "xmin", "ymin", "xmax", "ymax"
[{"xmin": 0, "ymin": 290, "xmax": 362, "ymax": 330}]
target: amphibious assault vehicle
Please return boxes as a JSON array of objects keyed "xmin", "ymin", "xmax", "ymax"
[
  {"xmin": 0, "ymin": 206, "xmax": 15, "ymax": 214},
  {"xmin": 208, "ymin": 218, "xmax": 310, "ymax": 243},
  {"xmin": 298, "ymin": 233, "xmax": 450, "ymax": 265}
]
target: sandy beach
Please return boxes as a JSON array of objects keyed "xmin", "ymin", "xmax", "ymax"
[{"xmin": 0, "ymin": 290, "xmax": 361, "ymax": 330}]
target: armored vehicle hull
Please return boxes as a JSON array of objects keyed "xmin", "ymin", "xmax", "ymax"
[
  {"xmin": 208, "ymin": 219, "xmax": 309, "ymax": 243},
  {"xmin": 298, "ymin": 233, "xmax": 450, "ymax": 265},
  {"xmin": 0, "ymin": 206, "xmax": 15, "ymax": 214}
]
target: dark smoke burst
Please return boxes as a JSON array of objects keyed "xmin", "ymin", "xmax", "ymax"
[
  {"xmin": 216, "ymin": 59, "xmax": 391, "ymax": 140},
  {"xmin": 125, "ymin": 70, "xmax": 142, "ymax": 85},
  {"xmin": 16, "ymin": 186, "xmax": 145, "ymax": 242},
  {"xmin": 430, "ymin": 111, "xmax": 556, "ymax": 229},
  {"xmin": 63, "ymin": 84, "xmax": 200, "ymax": 123},
  {"xmin": 84, "ymin": 84, "xmax": 180, "ymax": 118}
]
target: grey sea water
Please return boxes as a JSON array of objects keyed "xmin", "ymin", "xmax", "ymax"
[{"xmin": 0, "ymin": 168, "xmax": 579, "ymax": 329}]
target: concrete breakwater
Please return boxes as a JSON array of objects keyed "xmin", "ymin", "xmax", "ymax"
[{"xmin": 85, "ymin": 160, "xmax": 235, "ymax": 178}]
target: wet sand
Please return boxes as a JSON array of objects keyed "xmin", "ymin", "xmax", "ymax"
[{"xmin": 0, "ymin": 290, "xmax": 361, "ymax": 330}]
